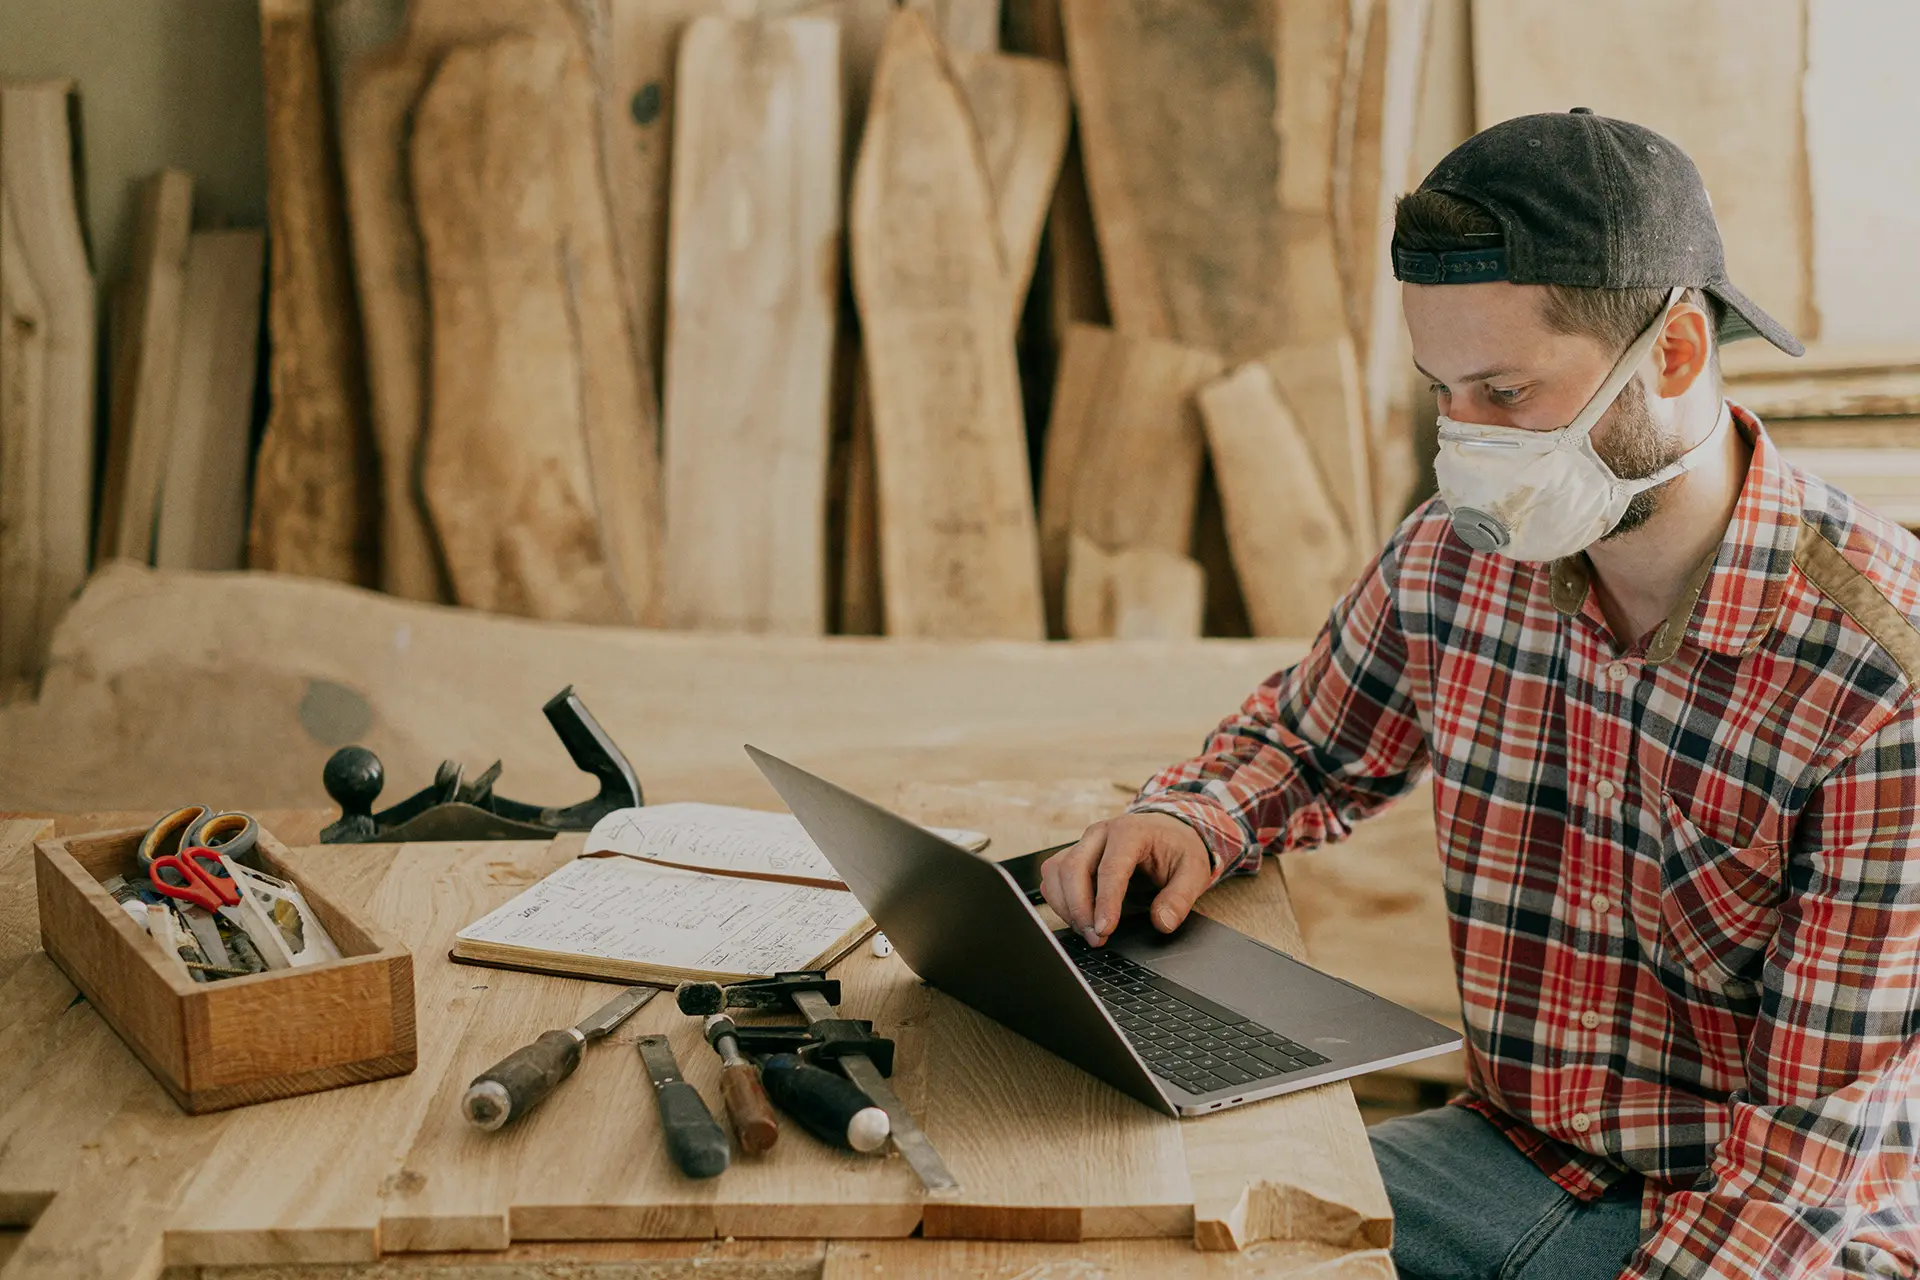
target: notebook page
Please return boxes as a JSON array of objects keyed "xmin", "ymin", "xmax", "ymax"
[
  {"xmin": 583, "ymin": 802, "xmax": 988, "ymax": 884},
  {"xmin": 455, "ymin": 856, "xmax": 868, "ymax": 977}
]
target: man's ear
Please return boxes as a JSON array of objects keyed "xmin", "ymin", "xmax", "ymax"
[{"xmin": 1652, "ymin": 301, "xmax": 1713, "ymax": 399}]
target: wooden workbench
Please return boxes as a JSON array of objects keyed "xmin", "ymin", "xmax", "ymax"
[{"xmin": 0, "ymin": 783, "xmax": 1400, "ymax": 1279}]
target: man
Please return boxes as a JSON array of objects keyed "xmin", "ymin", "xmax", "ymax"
[{"xmin": 1041, "ymin": 110, "xmax": 1920, "ymax": 1279}]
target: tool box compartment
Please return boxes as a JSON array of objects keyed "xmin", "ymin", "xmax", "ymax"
[{"xmin": 33, "ymin": 824, "xmax": 416, "ymax": 1113}]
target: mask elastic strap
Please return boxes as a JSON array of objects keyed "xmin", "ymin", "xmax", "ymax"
[
  {"xmin": 1620, "ymin": 401, "xmax": 1732, "ymax": 496},
  {"xmin": 1564, "ymin": 285, "xmax": 1686, "ymax": 442}
]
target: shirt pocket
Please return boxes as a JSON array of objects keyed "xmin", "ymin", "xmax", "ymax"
[{"xmin": 1654, "ymin": 790, "xmax": 1785, "ymax": 998}]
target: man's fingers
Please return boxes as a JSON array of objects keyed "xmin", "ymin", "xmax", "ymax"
[
  {"xmin": 1148, "ymin": 842, "xmax": 1212, "ymax": 934},
  {"xmin": 1051, "ymin": 824, "xmax": 1107, "ymax": 939},
  {"xmin": 1091, "ymin": 828, "xmax": 1146, "ymax": 941}
]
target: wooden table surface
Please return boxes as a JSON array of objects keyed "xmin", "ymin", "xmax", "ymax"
[{"xmin": 0, "ymin": 785, "xmax": 1402, "ymax": 1279}]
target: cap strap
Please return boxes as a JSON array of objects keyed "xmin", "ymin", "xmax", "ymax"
[{"xmin": 1393, "ymin": 245, "xmax": 1509, "ymax": 285}]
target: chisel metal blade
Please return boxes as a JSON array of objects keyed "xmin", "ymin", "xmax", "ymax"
[
  {"xmin": 574, "ymin": 984, "xmax": 659, "ymax": 1040},
  {"xmin": 835, "ymin": 1052, "xmax": 960, "ymax": 1195}
]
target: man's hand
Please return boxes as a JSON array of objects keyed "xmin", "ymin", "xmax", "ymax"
[{"xmin": 1039, "ymin": 812, "xmax": 1212, "ymax": 947}]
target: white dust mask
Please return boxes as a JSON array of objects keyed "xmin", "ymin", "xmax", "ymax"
[{"xmin": 1433, "ymin": 286, "xmax": 1727, "ymax": 562}]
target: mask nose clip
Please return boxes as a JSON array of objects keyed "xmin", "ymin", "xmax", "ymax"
[{"xmin": 1451, "ymin": 507, "xmax": 1511, "ymax": 552}]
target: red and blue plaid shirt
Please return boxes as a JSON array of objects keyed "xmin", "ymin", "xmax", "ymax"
[{"xmin": 1133, "ymin": 407, "xmax": 1920, "ymax": 1279}]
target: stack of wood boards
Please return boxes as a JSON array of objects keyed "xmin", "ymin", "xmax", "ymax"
[
  {"xmin": 249, "ymin": 0, "xmax": 1454, "ymax": 643},
  {"xmin": 0, "ymin": 82, "xmax": 95, "ymax": 692},
  {"xmin": 1725, "ymin": 343, "xmax": 1920, "ymax": 528}
]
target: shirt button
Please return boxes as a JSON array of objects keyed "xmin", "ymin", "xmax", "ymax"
[
  {"xmin": 1580, "ymin": 1010, "xmax": 1601, "ymax": 1029},
  {"xmin": 1589, "ymin": 894, "xmax": 1612, "ymax": 914},
  {"xmin": 1607, "ymin": 661, "xmax": 1630, "ymax": 682},
  {"xmin": 1571, "ymin": 1112, "xmax": 1593, "ymax": 1133},
  {"xmin": 1594, "ymin": 779, "xmax": 1617, "ymax": 800}
]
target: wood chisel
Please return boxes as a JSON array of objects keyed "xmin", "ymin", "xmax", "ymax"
[
  {"xmin": 462, "ymin": 985, "xmax": 657, "ymax": 1130},
  {"xmin": 701, "ymin": 1015, "xmax": 780, "ymax": 1155},
  {"xmin": 637, "ymin": 1034, "xmax": 730, "ymax": 1178}
]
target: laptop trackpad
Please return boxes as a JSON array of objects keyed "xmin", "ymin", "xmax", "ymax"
[{"xmin": 1114, "ymin": 914, "xmax": 1376, "ymax": 1032}]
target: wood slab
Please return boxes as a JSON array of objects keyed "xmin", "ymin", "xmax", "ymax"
[
  {"xmin": 0, "ymin": 199, "xmax": 48, "ymax": 690},
  {"xmin": 1198, "ymin": 363, "xmax": 1357, "ymax": 638},
  {"xmin": 904, "ymin": 0, "xmax": 1004, "ymax": 53},
  {"xmin": 949, "ymin": 49, "xmax": 1071, "ymax": 316},
  {"xmin": 850, "ymin": 10, "xmax": 1044, "ymax": 639},
  {"xmin": 1037, "ymin": 324, "xmax": 1222, "ymax": 635},
  {"xmin": 1722, "ymin": 341, "xmax": 1920, "ymax": 382},
  {"xmin": 1727, "ymin": 369, "xmax": 1920, "ymax": 419},
  {"xmin": 1261, "ymin": 338, "xmax": 1374, "ymax": 554},
  {"xmin": 1062, "ymin": 0, "xmax": 1281, "ymax": 363},
  {"xmin": 251, "ymin": 0, "xmax": 379, "ymax": 586},
  {"xmin": 0, "ymin": 563, "xmax": 1306, "ymax": 816},
  {"xmin": 1472, "ymin": 0, "xmax": 1813, "ymax": 337},
  {"xmin": 153, "ymin": 230, "xmax": 266, "ymax": 572},
  {"xmin": 412, "ymin": 34, "xmax": 661, "ymax": 623},
  {"xmin": 1272, "ymin": 0, "xmax": 1351, "ymax": 353},
  {"xmin": 0, "ymin": 83, "xmax": 93, "ymax": 676},
  {"xmin": 1770, "ymin": 417, "xmax": 1920, "ymax": 528},
  {"xmin": 661, "ymin": 13, "xmax": 843, "ymax": 634},
  {"xmin": 1064, "ymin": 536, "xmax": 1206, "ymax": 640},
  {"xmin": 826, "ymin": 1238, "xmax": 1395, "ymax": 1277},
  {"xmin": 94, "ymin": 169, "xmax": 192, "ymax": 567}
]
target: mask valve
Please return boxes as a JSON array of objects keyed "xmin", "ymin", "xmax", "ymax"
[{"xmin": 1450, "ymin": 508, "xmax": 1511, "ymax": 552}]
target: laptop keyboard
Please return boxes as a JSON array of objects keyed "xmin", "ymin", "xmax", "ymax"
[{"xmin": 1061, "ymin": 935, "xmax": 1331, "ymax": 1097}]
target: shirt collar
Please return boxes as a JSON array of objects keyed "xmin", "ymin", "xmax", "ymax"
[{"xmin": 1548, "ymin": 403, "xmax": 1799, "ymax": 664}]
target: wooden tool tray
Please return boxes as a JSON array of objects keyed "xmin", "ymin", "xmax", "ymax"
[{"xmin": 32, "ymin": 823, "xmax": 416, "ymax": 1113}]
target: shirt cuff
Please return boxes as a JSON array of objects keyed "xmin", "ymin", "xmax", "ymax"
[{"xmin": 1125, "ymin": 794, "xmax": 1254, "ymax": 883}]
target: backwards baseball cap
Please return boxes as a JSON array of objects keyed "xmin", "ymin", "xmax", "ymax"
[{"xmin": 1392, "ymin": 108, "xmax": 1804, "ymax": 356}]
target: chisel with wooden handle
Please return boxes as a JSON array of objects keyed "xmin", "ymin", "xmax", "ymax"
[
  {"xmin": 638, "ymin": 1034, "xmax": 730, "ymax": 1178},
  {"xmin": 462, "ymin": 985, "xmax": 657, "ymax": 1130},
  {"xmin": 702, "ymin": 1015, "xmax": 780, "ymax": 1154}
]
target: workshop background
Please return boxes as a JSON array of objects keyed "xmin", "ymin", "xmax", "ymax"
[{"xmin": 1, "ymin": 0, "xmax": 1918, "ymax": 1141}]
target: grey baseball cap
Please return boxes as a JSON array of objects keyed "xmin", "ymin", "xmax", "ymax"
[{"xmin": 1392, "ymin": 108, "xmax": 1804, "ymax": 356}]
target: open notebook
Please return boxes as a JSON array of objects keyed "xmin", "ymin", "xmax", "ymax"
[{"xmin": 451, "ymin": 803, "xmax": 988, "ymax": 985}]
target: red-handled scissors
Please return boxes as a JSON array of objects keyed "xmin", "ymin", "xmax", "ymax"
[{"xmin": 150, "ymin": 847, "xmax": 250, "ymax": 929}]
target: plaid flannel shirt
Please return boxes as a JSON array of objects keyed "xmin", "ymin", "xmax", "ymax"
[{"xmin": 1132, "ymin": 408, "xmax": 1920, "ymax": 1278}]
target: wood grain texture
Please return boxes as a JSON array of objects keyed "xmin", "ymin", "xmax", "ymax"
[
  {"xmin": 1272, "ymin": 0, "xmax": 1350, "ymax": 351},
  {"xmin": 1727, "ymin": 369, "xmax": 1920, "ymax": 419},
  {"xmin": 1063, "ymin": 536, "xmax": 1205, "ymax": 640},
  {"xmin": 411, "ymin": 35, "xmax": 659, "ymax": 623},
  {"xmin": 1261, "ymin": 338, "xmax": 1374, "ymax": 554},
  {"xmin": 1198, "ymin": 363, "xmax": 1357, "ymax": 638},
  {"xmin": 94, "ymin": 169, "xmax": 192, "ymax": 567},
  {"xmin": 1062, "ymin": 0, "xmax": 1281, "ymax": 363},
  {"xmin": 851, "ymin": 10, "xmax": 1044, "ymax": 639},
  {"xmin": 0, "ymin": 84, "xmax": 93, "ymax": 678},
  {"xmin": 904, "ymin": 0, "xmax": 1004, "ymax": 52},
  {"xmin": 661, "ymin": 14, "xmax": 843, "ymax": 634},
  {"xmin": 826, "ymin": 1238, "xmax": 1396, "ymax": 1277},
  {"xmin": 252, "ymin": 0, "xmax": 379, "ymax": 585},
  {"xmin": 154, "ymin": 231, "xmax": 266, "ymax": 572},
  {"xmin": 949, "ymin": 49, "xmax": 1071, "ymax": 315},
  {"xmin": 1037, "ymin": 324, "xmax": 1222, "ymax": 635},
  {"xmin": 1472, "ymin": 0, "xmax": 1813, "ymax": 337},
  {"xmin": 338, "ymin": 51, "xmax": 449, "ymax": 603},
  {"xmin": 0, "ymin": 200, "xmax": 48, "ymax": 689}
]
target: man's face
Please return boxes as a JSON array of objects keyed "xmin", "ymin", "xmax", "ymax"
[{"xmin": 1404, "ymin": 281, "xmax": 1685, "ymax": 538}]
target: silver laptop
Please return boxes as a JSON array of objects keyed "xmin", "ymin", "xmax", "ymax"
[{"xmin": 747, "ymin": 746, "xmax": 1463, "ymax": 1118}]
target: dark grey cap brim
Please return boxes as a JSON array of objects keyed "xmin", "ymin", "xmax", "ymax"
[{"xmin": 1708, "ymin": 278, "xmax": 1805, "ymax": 356}]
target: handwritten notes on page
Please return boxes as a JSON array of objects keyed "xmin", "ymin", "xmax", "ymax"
[
  {"xmin": 584, "ymin": 802, "xmax": 989, "ymax": 888},
  {"xmin": 453, "ymin": 855, "xmax": 871, "ymax": 982}
]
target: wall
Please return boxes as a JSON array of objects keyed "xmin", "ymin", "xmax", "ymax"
[{"xmin": 0, "ymin": 0, "xmax": 268, "ymax": 289}]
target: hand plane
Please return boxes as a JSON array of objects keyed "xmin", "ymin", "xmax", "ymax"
[{"xmin": 319, "ymin": 686, "xmax": 642, "ymax": 843}]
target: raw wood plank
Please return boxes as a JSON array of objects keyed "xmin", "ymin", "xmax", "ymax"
[
  {"xmin": 1261, "ymin": 338, "xmax": 1374, "ymax": 551},
  {"xmin": 949, "ymin": 50, "xmax": 1071, "ymax": 314},
  {"xmin": 905, "ymin": 0, "xmax": 1004, "ymax": 52},
  {"xmin": 1722, "ymin": 341, "xmax": 1920, "ymax": 382},
  {"xmin": 153, "ymin": 231, "xmax": 266, "ymax": 572},
  {"xmin": 0, "ymin": 818, "xmax": 51, "ymax": 965},
  {"xmin": 1198, "ymin": 363, "xmax": 1357, "ymax": 638},
  {"xmin": 826, "ymin": 1239, "xmax": 1396, "ymax": 1277},
  {"xmin": 0, "ymin": 83, "xmax": 94, "ymax": 674},
  {"xmin": 1471, "ymin": 0, "xmax": 1813, "ymax": 337},
  {"xmin": 1769, "ymin": 418, "xmax": 1920, "ymax": 527},
  {"xmin": 1037, "ymin": 324, "xmax": 1222, "ymax": 634},
  {"xmin": 411, "ymin": 34, "xmax": 657, "ymax": 623},
  {"xmin": 1064, "ymin": 536, "xmax": 1205, "ymax": 640},
  {"xmin": 1273, "ymin": 0, "xmax": 1351, "ymax": 351},
  {"xmin": 1062, "ymin": 0, "xmax": 1282, "ymax": 363},
  {"xmin": 251, "ymin": 0, "xmax": 379, "ymax": 585},
  {"xmin": 661, "ymin": 14, "xmax": 843, "ymax": 634},
  {"xmin": 338, "ymin": 52, "xmax": 448, "ymax": 603},
  {"xmin": 0, "ymin": 562, "xmax": 1306, "ymax": 814},
  {"xmin": 1727, "ymin": 369, "xmax": 1920, "ymax": 419},
  {"xmin": 851, "ymin": 10, "xmax": 1044, "ymax": 639},
  {"xmin": 0, "ymin": 200, "xmax": 48, "ymax": 689},
  {"xmin": 94, "ymin": 169, "xmax": 193, "ymax": 566},
  {"xmin": 164, "ymin": 840, "xmax": 547, "ymax": 1267}
]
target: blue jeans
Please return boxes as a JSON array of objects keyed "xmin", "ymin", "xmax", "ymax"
[{"xmin": 1369, "ymin": 1105, "xmax": 1646, "ymax": 1280}]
